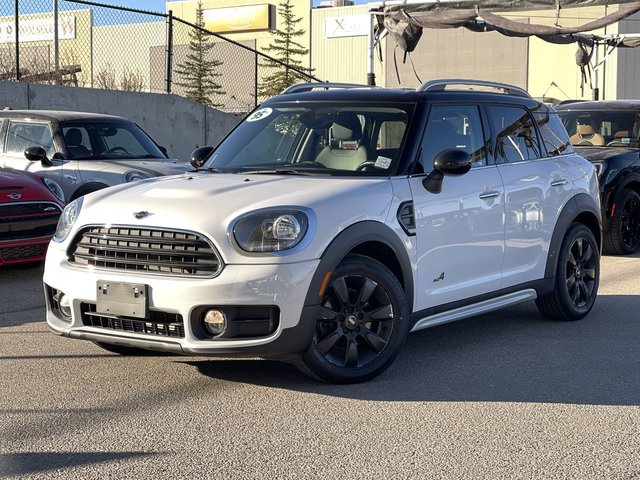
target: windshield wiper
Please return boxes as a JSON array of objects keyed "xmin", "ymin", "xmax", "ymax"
[
  {"xmin": 242, "ymin": 168, "xmax": 322, "ymax": 176},
  {"xmin": 193, "ymin": 166, "xmax": 226, "ymax": 173}
]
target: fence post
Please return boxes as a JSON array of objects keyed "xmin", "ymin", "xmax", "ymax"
[
  {"xmin": 54, "ymin": 0, "xmax": 60, "ymax": 81},
  {"xmin": 166, "ymin": 10, "xmax": 174, "ymax": 94},
  {"xmin": 254, "ymin": 50, "xmax": 258, "ymax": 107},
  {"xmin": 14, "ymin": 0, "xmax": 20, "ymax": 81}
]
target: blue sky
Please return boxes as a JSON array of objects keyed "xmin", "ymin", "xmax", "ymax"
[{"xmin": 96, "ymin": 0, "xmax": 370, "ymax": 14}]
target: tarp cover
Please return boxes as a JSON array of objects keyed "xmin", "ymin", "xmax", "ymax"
[{"xmin": 383, "ymin": 1, "xmax": 640, "ymax": 49}]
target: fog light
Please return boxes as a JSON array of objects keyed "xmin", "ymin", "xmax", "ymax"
[
  {"xmin": 58, "ymin": 292, "xmax": 72, "ymax": 320},
  {"xmin": 203, "ymin": 309, "xmax": 226, "ymax": 336}
]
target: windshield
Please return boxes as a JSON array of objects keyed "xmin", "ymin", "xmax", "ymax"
[
  {"xmin": 558, "ymin": 109, "xmax": 640, "ymax": 148},
  {"xmin": 60, "ymin": 120, "xmax": 165, "ymax": 160},
  {"xmin": 204, "ymin": 102, "xmax": 414, "ymax": 175}
]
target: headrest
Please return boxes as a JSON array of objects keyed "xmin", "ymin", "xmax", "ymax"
[
  {"xmin": 65, "ymin": 128, "xmax": 83, "ymax": 146},
  {"xmin": 614, "ymin": 130, "xmax": 629, "ymax": 138},
  {"xmin": 332, "ymin": 113, "xmax": 362, "ymax": 141},
  {"xmin": 577, "ymin": 124, "xmax": 595, "ymax": 135}
]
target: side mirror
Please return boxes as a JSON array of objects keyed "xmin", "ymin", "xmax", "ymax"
[
  {"xmin": 24, "ymin": 146, "xmax": 53, "ymax": 167},
  {"xmin": 190, "ymin": 146, "xmax": 214, "ymax": 168},
  {"xmin": 423, "ymin": 149, "xmax": 472, "ymax": 194},
  {"xmin": 158, "ymin": 145, "xmax": 169, "ymax": 158}
]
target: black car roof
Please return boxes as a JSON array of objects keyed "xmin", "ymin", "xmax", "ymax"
[
  {"xmin": 556, "ymin": 100, "xmax": 640, "ymax": 111},
  {"xmin": 262, "ymin": 87, "xmax": 546, "ymax": 110},
  {"xmin": 0, "ymin": 109, "xmax": 129, "ymax": 122}
]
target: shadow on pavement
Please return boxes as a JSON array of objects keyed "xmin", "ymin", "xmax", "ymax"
[
  {"xmin": 0, "ymin": 451, "xmax": 153, "ymax": 477},
  {"xmin": 186, "ymin": 294, "xmax": 640, "ymax": 407}
]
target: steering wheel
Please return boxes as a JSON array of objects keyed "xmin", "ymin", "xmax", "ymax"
[
  {"xmin": 105, "ymin": 147, "xmax": 129, "ymax": 155},
  {"xmin": 606, "ymin": 140, "xmax": 629, "ymax": 147},
  {"xmin": 355, "ymin": 161, "xmax": 378, "ymax": 171},
  {"xmin": 296, "ymin": 161, "xmax": 328, "ymax": 168}
]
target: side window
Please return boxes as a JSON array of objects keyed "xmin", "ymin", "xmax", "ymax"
[
  {"xmin": 489, "ymin": 106, "xmax": 542, "ymax": 163},
  {"xmin": 533, "ymin": 112, "xmax": 574, "ymax": 156},
  {"xmin": 420, "ymin": 105, "xmax": 486, "ymax": 172},
  {"xmin": 62, "ymin": 126, "xmax": 92, "ymax": 158},
  {"xmin": 6, "ymin": 121, "xmax": 54, "ymax": 157},
  {"xmin": 375, "ymin": 120, "xmax": 406, "ymax": 164}
]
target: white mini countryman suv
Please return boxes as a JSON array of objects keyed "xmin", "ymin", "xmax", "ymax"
[{"xmin": 44, "ymin": 80, "xmax": 602, "ymax": 383}]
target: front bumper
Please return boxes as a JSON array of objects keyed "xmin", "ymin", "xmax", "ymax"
[
  {"xmin": 0, "ymin": 237, "xmax": 51, "ymax": 265},
  {"xmin": 43, "ymin": 245, "xmax": 321, "ymax": 356}
]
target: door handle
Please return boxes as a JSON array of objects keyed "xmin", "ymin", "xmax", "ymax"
[
  {"xmin": 551, "ymin": 179, "xmax": 568, "ymax": 187},
  {"xmin": 479, "ymin": 191, "xmax": 501, "ymax": 200}
]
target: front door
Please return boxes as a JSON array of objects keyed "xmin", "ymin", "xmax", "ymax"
[{"xmin": 410, "ymin": 104, "xmax": 505, "ymax": 312}]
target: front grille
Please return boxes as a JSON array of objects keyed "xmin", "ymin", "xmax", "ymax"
[
  {"xmin": 0, "ymin": 244, "xmax": 45, "ymax": 260},
  {"xmin": 81, "ymin": 303, "xmax": 185, "ymax": 338},
  {"xmin": 69, "ymin": 226, "xmax": 223, "ymax": 277},
  {"xmin": 0, "ymin": 202, "xmax": 61, "ymax": 242}
]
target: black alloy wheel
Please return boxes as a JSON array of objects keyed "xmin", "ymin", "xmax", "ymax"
[
  {"xmin": 536, "ymin": 223, "xmax": 600, "ymax": 321},
  {"xmin": 565, "ymin": 236, "xmax": 597, "ymax": 308},
  {"xmin": 301, "ymin": 255, "xmax": 408, "ymax": 383},
  {"xmin": 604, "ymin": 188, "xmax": 640, "ymax": 255},
  {"xmin": 619, "ymin": 191, "xmax": 640, "ymax": 252}
]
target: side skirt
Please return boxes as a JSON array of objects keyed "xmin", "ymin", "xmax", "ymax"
[{"xmin": 408, "ymin": 279, "xmax": 554, "ymax": 333}]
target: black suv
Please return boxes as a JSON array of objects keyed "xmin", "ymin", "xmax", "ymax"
[{"xmin": 557, "ymin": 100, "xmax": 640, "ymax": 255}]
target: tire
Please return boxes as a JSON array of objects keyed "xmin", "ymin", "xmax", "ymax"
[
  {"xmin": 536, "ymin": 223, "xmax": 599, "ymax": 321},
  {"xmin": 300, "ymin": 254, "xmax": 409, "ymax": 384},
  {"xmin": 93, "ymin": 341, "xmax": 169, "ymax": 356},
  {"xmin": 603, "ymin": 188, "xmax": 640, "ymax": 255}
]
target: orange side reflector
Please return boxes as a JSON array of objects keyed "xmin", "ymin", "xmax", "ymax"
[
  {"xmin": 611, "ymin": 203, "xmax": 616, "ymax": 218},
  {"xmin": 319, "ymin": 271, "xmax": 332, "ymax": 297}
]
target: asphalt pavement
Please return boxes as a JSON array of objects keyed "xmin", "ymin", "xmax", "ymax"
[{"xmin": 1, "ymin": 253, "xmax": 639, "ymax": 479}]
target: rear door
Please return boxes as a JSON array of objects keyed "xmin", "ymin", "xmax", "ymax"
[
  {"xmin": 409, "ymin": 103, "xmax": 505, "ymax": 311},
  {"xmin": 488, "ymin": 104, "xmax": 572, "ymax": 288}
]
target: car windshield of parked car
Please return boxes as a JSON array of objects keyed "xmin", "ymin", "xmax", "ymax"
[
  {"xmin": 558, "ymin": 109, "xmax": 640, "ymax": 148},
  {"xmin": 204, "ymin": 103, "xmax": 413, "ymax": 175},
  {"xmin": 60, "ymin": 121, "xmax": 165, "ymax": 160}
]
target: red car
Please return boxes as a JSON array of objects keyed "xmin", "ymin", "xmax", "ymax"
[{"xmin": 0, "ymin": 167, "xmax": 64, "ymax": 265}]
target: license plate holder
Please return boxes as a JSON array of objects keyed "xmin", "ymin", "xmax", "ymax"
[{"xmin": 96, "ymin": 281, "xmax": 149, "ymax": 319}]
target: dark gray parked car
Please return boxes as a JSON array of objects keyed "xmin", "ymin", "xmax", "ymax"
[{"xmin": 0, "ymin": 110, "xmax": 191, "ymax": 202}]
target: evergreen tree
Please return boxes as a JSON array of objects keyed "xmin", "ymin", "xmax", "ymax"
[
  {"xmin": 175, "ymin": 1, "xmax": 225, "ymax": 107},
  {"xmin": 258, "ymin": 0, "xmax": 314, "ymax": 99}
]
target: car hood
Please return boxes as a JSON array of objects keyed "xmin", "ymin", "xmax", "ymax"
[
  {"xmin": 574, "ymin": 146, "xmax": 640, "ymax": 163},
  {"xmin": 82, "ymin": 158, "xmax": 192, "ymax": 176},
  {"xmin": 72, "ymin": 173, "xmax": 395, "ymax": 264},
  {"xmin": 0, "ymin": 167, "xmax": 61, "ymax": 204}
]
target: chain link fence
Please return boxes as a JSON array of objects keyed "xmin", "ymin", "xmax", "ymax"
[{"xmin": 0, "ymin": 0, "xmax": 320, "ymax": 114}]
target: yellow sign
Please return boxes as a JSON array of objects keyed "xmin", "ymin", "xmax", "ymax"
[{"xmin": 203, "ymin": 4, "xmax": 275, "ymax": 34}]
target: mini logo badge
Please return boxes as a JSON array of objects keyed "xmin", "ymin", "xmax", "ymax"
[
  {"xmin": 7, "ymin": 193, "xmax": 22, "ymax": 200},
  {"xmin": 134, "ymin": 211, "xmax": 153, "ymax": 219}
]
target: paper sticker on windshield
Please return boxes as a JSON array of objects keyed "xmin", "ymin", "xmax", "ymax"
[
  {"xmin": 246, "ymin": 108, "xmax": 273, "ymax": 122},
  {"xmin": 374, "ymin": 156, "xmax": 392, "ymax": 169}
]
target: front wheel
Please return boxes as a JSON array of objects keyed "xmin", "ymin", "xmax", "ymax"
[
  {"xmin": 300, "ymin": 255, "xmax": 409, "ymax": 384},
  {"xmin": 604, "ymin": 188, "xmax": 640, "ymax": 255},
  {"xmin": 536, "ymin": 223, "xmax": 599, "ymax": 321}
]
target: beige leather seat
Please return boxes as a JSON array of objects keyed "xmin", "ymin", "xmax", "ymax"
[
  {"xmin": 570, "ymin": 124, "xmax": 605, "ymax": 146},
  {"xmin": 316, "ymin": 113, "xmax": 367, "ymax": 170}
]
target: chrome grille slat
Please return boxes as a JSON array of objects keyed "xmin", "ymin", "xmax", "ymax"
[{"xmin": 69, "ymin": 226, "xmax": 223, "ymax": 277}]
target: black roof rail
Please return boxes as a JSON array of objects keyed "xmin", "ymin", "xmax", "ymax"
[
  {"xmin": 418, "ymin": 79, "xmax": 531, "ymax": 98},
  {"xmin": 281, "ymin": 82, "xmax": 374, "ymax": 94}
]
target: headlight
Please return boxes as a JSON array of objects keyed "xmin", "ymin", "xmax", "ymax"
[
  {"xmin": 233, "ymin": 209, "xmax": 310, "ymax": 252},
  {"xmin": 53, "ymin": 197, "xmax": 83, "ymax": 243},
  {"xmin": 124, "ymin": 171, "xmax": 150, "ymax": 182},
  {"xmin": 43, "ymin": 177, "xmax": 65, "ymax": 203}
]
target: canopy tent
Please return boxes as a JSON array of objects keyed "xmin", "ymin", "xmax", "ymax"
[{"xmin": 373, "ymin": 1, "xmax": 640, "ymax": 98}]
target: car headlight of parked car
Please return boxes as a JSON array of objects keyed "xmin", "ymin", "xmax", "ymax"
[
  {"xmin": 124, "ymin": 171, "xmax": 151, "ymax": 183},
  {"xmin": 42, "ymin": 177, "xmax": 65, "ymax": 203},
  {"xmin": 53, "ymin": 197, "xmax": 83, "ymax": 243},
  {"xmin": 233, "ymin": 209, "xmax": 312, "ymax": 253}
]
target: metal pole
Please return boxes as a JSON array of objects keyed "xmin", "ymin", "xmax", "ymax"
[
  {"xmin": 367, "ymin": 12, "xmax": 376, "ymax": 86},
  {"xmin": 54, "ymin": 0, "xmax": 60, "ymax": 81},
  {"xmin": 254, "ymin": 50, "xmax": 258, "ymax": 107},
  {"xmin": 166, "ymin": 10, "xmax": 174, "ymax": 94},
  {"xmin": 15, "ymin": 0, "xmax": 20, "ymax": 81},
  {"xmin": 592, "ymin": 41, "xmax": 599, "ymax": 101}
]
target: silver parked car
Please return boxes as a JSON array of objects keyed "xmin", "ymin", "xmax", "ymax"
[{"xmin": 0, "ymin": 110, "xmax": 191, "ymax": 202}]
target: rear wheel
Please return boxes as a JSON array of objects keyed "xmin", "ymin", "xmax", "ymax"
[
  {"xmin": 604, "ymin": 188, "xmax": 640, "ymax": 255},
  {"xmin": 300, "ymin": 255, "xmax": 408, "ymax": 384},
  {"xmin": 536, "ymin": 223, "xmax": 599, "ymax": 321}
]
